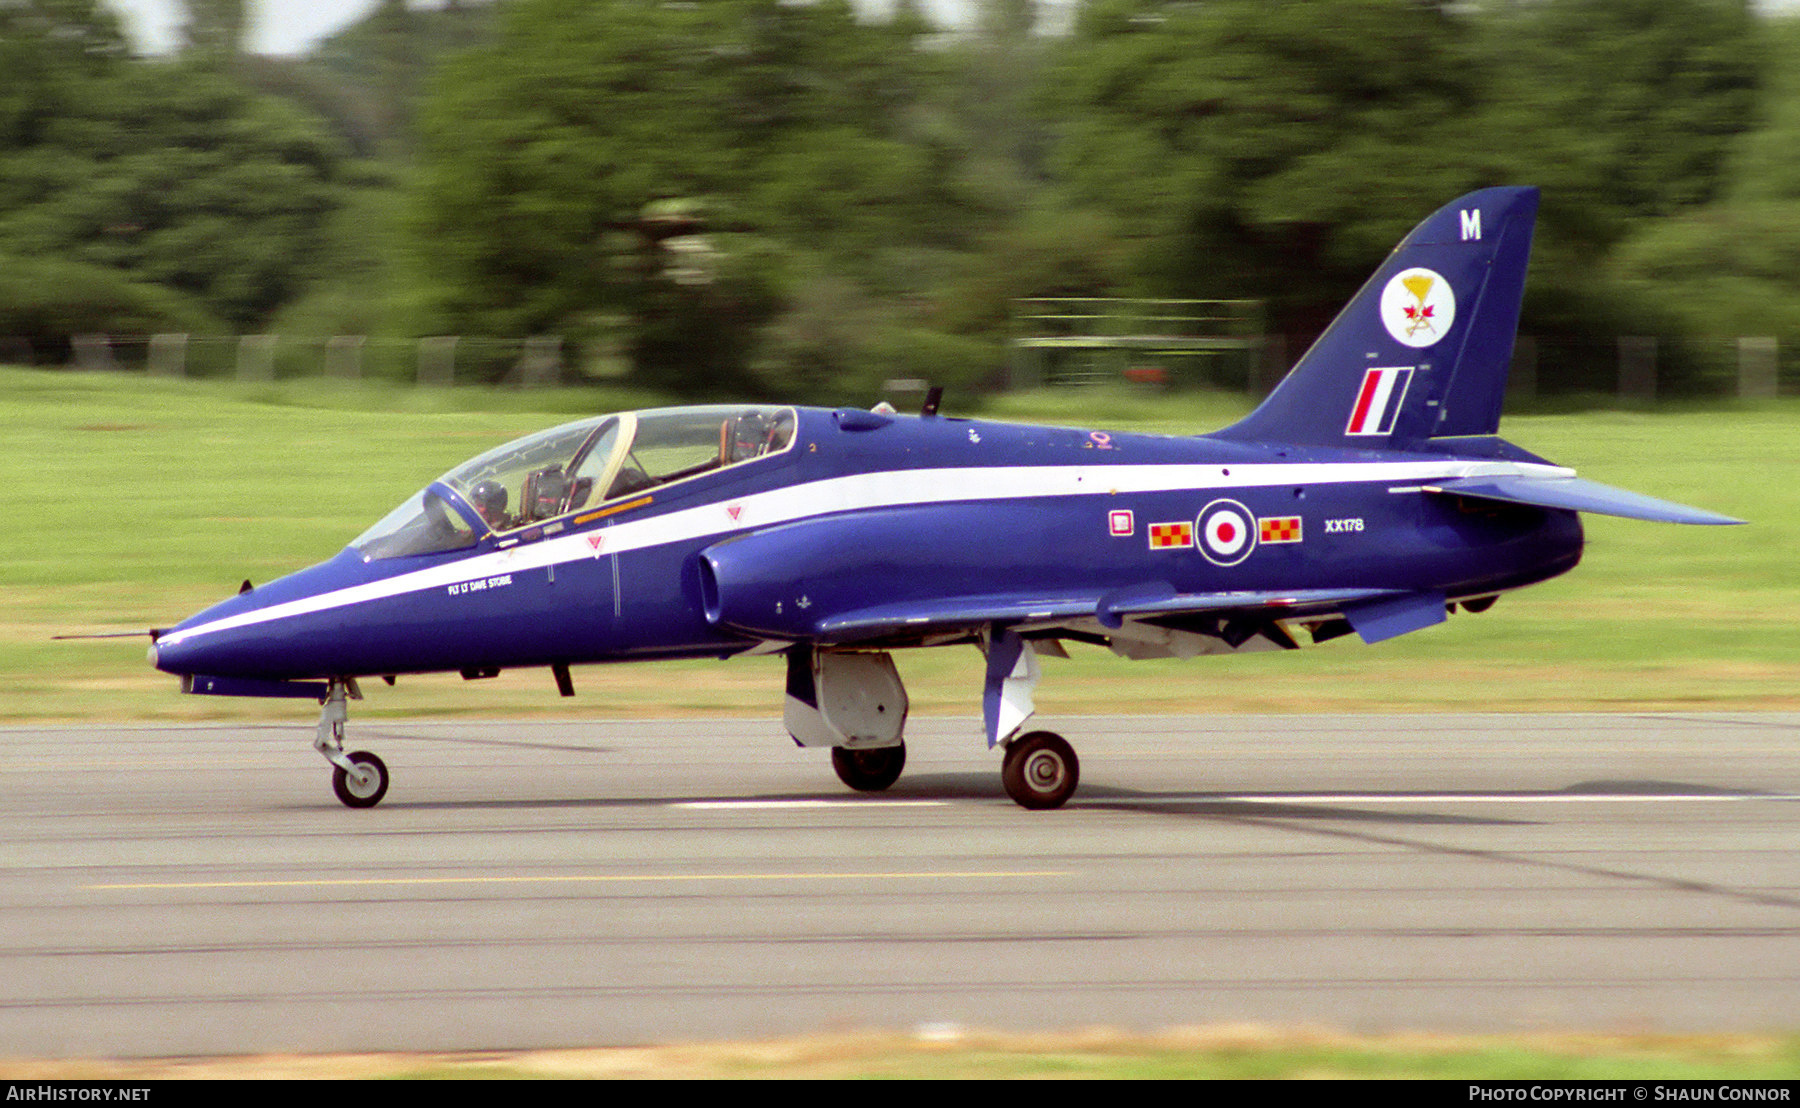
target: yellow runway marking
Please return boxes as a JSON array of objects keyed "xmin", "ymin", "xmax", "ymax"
[{"xmin": 86, "ymin": 870, "xmax": 1073, "ymax": 891}]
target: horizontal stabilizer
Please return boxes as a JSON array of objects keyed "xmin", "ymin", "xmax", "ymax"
[{"xmin": 1425, "ymin": 476, "xmax": 1743, "ymax": 526}]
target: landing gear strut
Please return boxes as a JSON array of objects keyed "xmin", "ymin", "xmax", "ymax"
[
  {"xmin": 984, "ymin": 629, "xmax": 1081, "ymax": 809},
  {"xmin": 313, "ymin": 678, "xmax": 389, "ymax": 809}
]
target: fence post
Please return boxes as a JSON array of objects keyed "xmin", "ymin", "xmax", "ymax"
[
  {"xmin": 148, "ymin": 333, "xmax": 187, "ymax": 378},
  {"xmin": 1618, "ymin": 336, "xmax": 1656, "ymax": 401},
  {"xmin": 325, "ymin": 335, "xmax": 364, "ymax": 380},
  {"xmin": 512, "ymin": 335, "xmax": 562, "ymax": 388},
  {"xmin": 419, "ymin": 336, "xmax": 457, "ymax": 387},
  {"xmin": 1737, "ymin": 336, "xmax": 1778, "ymax": 399},
  {"xmin": 73, "ymin": 334, "xmax": 115, "ymax": 372},
  {"xmin": 238, "ymin": 334, "xmax": 276, "ymax": 382}
]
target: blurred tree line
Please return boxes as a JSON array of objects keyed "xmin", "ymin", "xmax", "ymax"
[{"xmin": 0, "ymin": 0, "xmax": 1790, "ymax": 398}]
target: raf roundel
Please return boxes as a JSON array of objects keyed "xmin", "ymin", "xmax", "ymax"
[
  {"xmin": 1379, "ymin": 266, "xmax": 1456, "ymax": 348},
  {"xmin": 1196, "ymin": 498, "xmax": 1256, "ymax": 566}
]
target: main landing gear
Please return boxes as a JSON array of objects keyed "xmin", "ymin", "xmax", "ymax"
[
  {"xmin": 793, "ymin": 635, "xmax": 1083, "ymax": 810},
  {"xmin": 983, "ymin": 629, "xmax": 1079, "ymax": 809},
  {"xmin": 1001, "ymin": 731, "xmax": 1080, "ymax": 810},
  {"xmin": 831, "ymin": 743, "xmax": 907, "ymax": 792},
  {"xmin": 314, "ymin": 678, "xmax": 390, "ymax": 809},
  {"xmin": 826, "ymin": 728, "xmax": 1079, "ymax": 809}
]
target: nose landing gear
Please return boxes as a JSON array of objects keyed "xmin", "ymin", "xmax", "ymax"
[
  {"xmin": 314, "ymin": 678, "xmax": 389, "ymax": 809},
  {"xmin": 331, "ymin": 750, "xmax": 389, "ymax": 808}
]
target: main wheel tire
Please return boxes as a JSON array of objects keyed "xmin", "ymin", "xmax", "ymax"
[
  {"xmin": 831, "ymin": 742, "xmax": 906, "ymax": 792},
  {"xmin": 331, "ymin": 751, "xmax": 389, "ymax": 809},
  {"xmin": 1001, "ymin": 731, "xmax": 1079, "ymax": 810}
]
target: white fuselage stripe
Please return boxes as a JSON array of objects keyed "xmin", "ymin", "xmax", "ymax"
[{"xmin": 157, "ymin": 458, "xmax": 1572, "ymax": 648}]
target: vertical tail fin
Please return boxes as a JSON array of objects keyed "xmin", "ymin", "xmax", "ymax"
[{"xmin": 1215, "ymin": 187, "xmax": 1539, "ymax": 449}]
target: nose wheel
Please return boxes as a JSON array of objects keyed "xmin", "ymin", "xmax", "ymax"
[
  {"xmin": 331, "ymin": 751, "xmax": 389, "ymax": 808},
  {"xmin": 1002, "ymin": 731, "xmax": 1079, "ymax": 810},
  {"xmin": 313, "ymin": 678, "xmax": 390, "ymax": 809}
]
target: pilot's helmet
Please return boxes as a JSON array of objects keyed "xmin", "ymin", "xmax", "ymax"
[
  {"xmin": 470, "ymin": 479, "xmax": 508, "ymax": 525},
  {"xmin": 729, "ymin": 410, "xmax": 775, "ymax": 461}
]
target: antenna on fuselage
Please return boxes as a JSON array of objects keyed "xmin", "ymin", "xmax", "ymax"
[{"xmin": 921, "ymin": 386, "xmax": 943, "ymax": 417}]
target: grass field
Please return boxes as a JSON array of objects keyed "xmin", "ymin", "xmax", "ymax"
[
  {"xmin": 5, "ymin": 367, "xmax": 1796, "ymax": 723},
  {"xmin": 5, "ymin": 369, "xmax": 1798, "ymax": 1078},
  {"xmin": 6, "ymin": 1027, "xmax": 1800, "ymax": 1079}
]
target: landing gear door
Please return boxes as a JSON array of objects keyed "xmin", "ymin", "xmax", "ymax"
[{"xmin": 783, "ymin": 648, "xmax": 908, "ymax": 749}]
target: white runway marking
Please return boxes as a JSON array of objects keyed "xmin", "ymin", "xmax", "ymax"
[
  {"xmin": 674, "ymin": 799, "xmax": 949, "ymax": 810},
  {"xmin": 86, "ymin": 867, "xmax": 1067, "ymax": 891},
  {"xmin": 1123, "ymin": 792, "xmax": 1799, "ymax": 806}
]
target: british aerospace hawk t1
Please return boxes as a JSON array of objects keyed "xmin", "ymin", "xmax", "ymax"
[{"xmin": 147, "ymin": 187, "xmax": 1741, "ymax": 809}]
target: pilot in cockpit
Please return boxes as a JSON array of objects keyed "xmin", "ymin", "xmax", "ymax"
[
  {"xmin": 469, "ymin": 479, "xmax": 511, "ymax": 531},
  {"xmin": 725, "ymin": 409, "xmax": 790, "ymax": 463}
]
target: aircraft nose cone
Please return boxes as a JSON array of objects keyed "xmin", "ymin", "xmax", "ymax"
[
  {"xmin": 149, "ymin": 614, "xmax": 268, "ymax": 678},
  {"xmin": 148, "ymin": 628, "xmax": 208, "ymax": 676}
]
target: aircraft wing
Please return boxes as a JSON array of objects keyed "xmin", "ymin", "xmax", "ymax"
[
  {"xmin": 1423, "ymin": 475, "xmax": 1744, "ymax": 525},
  {"xmin": 814, "ymin": 592, "xmax": 1100, "ymax": 642},
  {"xmin": 811, "ymin": 585, "xmax": 1411, "ymax": 645}
]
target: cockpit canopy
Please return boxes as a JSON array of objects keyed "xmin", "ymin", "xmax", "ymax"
[{"xmin": 353, "ymin": 406, "xmax": 796, "ymax": 560}]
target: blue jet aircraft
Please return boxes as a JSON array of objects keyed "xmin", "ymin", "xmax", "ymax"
[{"xmin": 148, "ymin": 187, "xmax": 1741, "ymax": 810}]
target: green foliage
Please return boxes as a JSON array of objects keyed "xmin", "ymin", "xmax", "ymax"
[
  {"xmin": 1588, "ymin": 12, "xmax": 1800, "ymax": 382},
  {"xmin": 0, "ymin": 5, "xmax": 349, "ymax": 330},
  {"xmin": 1607, "ymin": 200, "xmax": 1800, "ymax": 390},
  {"xmin": 1047, "ymin": 0, "xmax": 1764, "ymax": 386},
  {"xmin": 182, "ymin": 0, "xmax": 249, "ymax": 58},
  {"xmin": 0, "ymin": 254, "xmax": 222, "ymax": 361},
  {"xmin": 4, "ymin": 0, "xmax": 1799, "ymax": 400},
  {"xmin": 0, "ymin": 1, "xmax": 128, "ymax": 149},
  {"xmin": 21, "ymin": 1028, "xmax": 1800, "ymax": 1079},
  {"xmin": 1050, "ymin": 0, "xmax": 1493, "ymax": 329},
  {"xmin": 300, "ymin": 0, "xmax": 501, "ymax": 159},
  {"xmin": 409, "ymin": 0, "xmax": 965, "ymax": 388},
  {"xmin": 936, "ymin": 205, "xmax": 1135, "ymax": 338},
  {"xmin": 265, "ymin": 160, "xmax": 437, "ymax": 376},
  {"xmin": 1477, "ymin": 0, "xmax": 1760, "ymax": 235},
  {"xmin": 755, "ymin": 259, "xmax": 1004, "ymax": 403},
  {"xmin": 1728, "ymin": 16, "xmax": 1800, "ymax": 206},
  {"xmin": 628, "ymin": 228, "xmax": 787, "ymax": 396}
]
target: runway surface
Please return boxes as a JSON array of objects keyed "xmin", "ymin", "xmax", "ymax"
[{"xmin": 0, "ymin": 712, "xmax": 1796, "ymax": 1058}]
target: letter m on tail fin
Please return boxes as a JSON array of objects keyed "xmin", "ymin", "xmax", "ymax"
[{"xmin": 1215, "ymin": 187, "xmax": 1539, "ymax": 450}]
